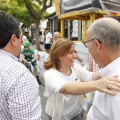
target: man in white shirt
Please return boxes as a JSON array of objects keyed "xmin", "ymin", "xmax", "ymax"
[
  {"xmin": 22, "ymin": 33, "xmax": 27, "ymax": 42},
  {"xmin": 44, "ymin": 27, "xmax": 52, "ymax": 53},
  {"xmin": 83, "ymin": 17, "xmax": 120, "ymax": 120}
]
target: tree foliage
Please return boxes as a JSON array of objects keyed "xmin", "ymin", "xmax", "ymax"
[
  {"xmin": 0, "ymin": 0, "xmax": 54, "ymax": 51},
  {"xmin": 0, "ymin": 0, "xmax": 33, "ymax": 27}
]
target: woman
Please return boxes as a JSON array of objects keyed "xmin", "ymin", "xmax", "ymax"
[{"xmin": 44, "ymin": 39, "xmax": 120, "ymax": 120}]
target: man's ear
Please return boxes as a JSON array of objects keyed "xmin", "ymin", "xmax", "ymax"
[
  {"xmin": 10, "ymin": 34, "xmax": 17, "ymax": 46},
  {"xmin": 94, "ymin": 39, "xmax": 101, "ymax": 52}
]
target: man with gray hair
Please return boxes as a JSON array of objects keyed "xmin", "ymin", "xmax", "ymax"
[{"xmin": 84, "ymin": 17, "xmax": 120, "ymax": 120}]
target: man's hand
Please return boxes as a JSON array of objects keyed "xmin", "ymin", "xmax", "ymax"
[
  {"xmin": 31, "ymin": 59, "xmax": 34, "ymax": 62},
  {"xmin": 27, "ymin": 61, "xmax": 32, "ymax": 65}
]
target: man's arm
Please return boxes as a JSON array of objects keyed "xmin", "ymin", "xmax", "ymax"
[
  {"xmin": 31, "ymin": 48, "xmax": 36, "ymax": 62},
  {"xmin": 49, "ymin": 38, "xmax": 53, "ymax": 44},
  {"xmin": 8, "ymin": 72, "xmax": 43, "ymax": 119},
  {"xmin": 49, "ymin": 33, "xmax": 53, "ymax": 44},
  {"xmin": 20, "ymin": 54, "xmax": 28, "ymax": 64},
  {"xmin": 31, "ymin": 54, "xmax": 36, "ymax": 62}
]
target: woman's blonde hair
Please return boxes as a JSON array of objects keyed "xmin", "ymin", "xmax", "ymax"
[{"xmin": 44, "ymin": 39, "xmax": 74, "ymax": 70}]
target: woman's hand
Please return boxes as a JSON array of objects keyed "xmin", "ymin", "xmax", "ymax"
[{"xmin": 95, "ymin": 76, "xmax": 120, "ymax": 95}]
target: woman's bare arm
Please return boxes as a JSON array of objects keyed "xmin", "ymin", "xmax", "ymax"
[{"xmin": 60, "ymin": 76, "xmax": 120, "ymax": 96}]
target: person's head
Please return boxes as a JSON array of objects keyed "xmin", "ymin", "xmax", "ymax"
[
  {"xmin": 0, "ymin": 11, "xmax": 22, "ymax": 56},
  {"xmin": 45, "ymin": 27, "xmax": 49, "ymax": 34},
  {"xmin": 85, "ymin": 17, "xmax": 120, "ymax": 67},
  {"xmin": 54, "ymin": 31, "xmax": 61, "ymax": 41},
  {"xmin": 44, "ymin": 39, "xmax": 76, "ymax": 70},
  {"xmin": 23, "ymin": 40, "xmax": 30, "ymax": 50}
]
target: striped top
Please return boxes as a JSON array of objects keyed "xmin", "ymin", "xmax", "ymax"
[{"xmin": 0, "ymin": 50, "xmax": 43, "ymax": 120}]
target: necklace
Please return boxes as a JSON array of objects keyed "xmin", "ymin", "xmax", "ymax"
[
  {"xmin": 59, "ymin": 67, "xmax": 75, "ymax": 82},
  {"xmin": 59, "ymin": 67, "xmax": 71, "ymax": 76}
]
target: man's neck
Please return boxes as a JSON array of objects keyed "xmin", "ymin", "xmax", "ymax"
[{"xmin": 102, "ymin": 51, "xmax": 120, "ymax": 68}]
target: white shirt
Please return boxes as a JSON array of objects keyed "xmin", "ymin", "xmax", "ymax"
[
  {"xmin": 22, "ymin": 35, "xmax": 27, "ymax": 42},
  {"xmin": 87, "ymin": 57, "xmax": 120, "ymax": 120},
  {"xmin": 45, "ymin": 32, "xmax": 52, "ymax": 44},
  {"xmin": 0, "ymin": 50, "xmax": 43, "ymax": 120},
  {"xmin": 44, "ymin": 63, "xmax": 92, "ymax": 120}
]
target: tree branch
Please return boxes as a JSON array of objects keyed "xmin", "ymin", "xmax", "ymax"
[
  {"xmin": 24, "ymin": 0, "xmax": 37, "ymax": 20},
  {"xmin": 39, "ymin": 0, "xmax": 53, "ymax": 16},
  {"xmin": 46, "ymin": 0, "xmax": 53, "ymax": 8}
]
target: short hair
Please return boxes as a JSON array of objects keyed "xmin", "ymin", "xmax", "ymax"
[
  {"xmin": 87, "ymin": 17, "xmax": 120, "ymax": 51},
  {"xmin": 0, "ymin": 11, "xmax": 20, "ymax": 48},
  {"xmin": 109, "ymin": 16, "xmax": 120, "ymax": 22},
  {"xmin": 54, "ymin": 31, "xmax": 61, "ymax": 36},
  {"xmin": 45, "ymin": 27, "xmax": 49, "ymax": 31},
  {"xmin": 44, "ymin": 39, "xmax": 74, "ymax": 70}
]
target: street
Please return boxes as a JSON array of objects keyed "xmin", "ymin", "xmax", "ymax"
[
  {"xmin": 39, "ymin": 83, "xmax": 48, "ymax": 120},
  {"xmin": 31, "ymin": 43, "xmax": 48, "ymax": 119},
  {"xmin": 33, "ymin": 43, "xmax": 49, "ymax": 120}
]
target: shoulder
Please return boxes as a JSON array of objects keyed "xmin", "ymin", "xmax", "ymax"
[
  {"xmin": 73, "ymin": 62, "xmax": 81, "ymax": 69},
  {"xmin": 44, "ymin": 69, "xmax": 62, "ymax": 79},
  {"xmin": 71, "ymin": 62, "xmax": 81, "ymax": 74},
  {"xmin": 29, "ymin": 48, "xmax": 35, "ymax": 53},
  {"xmin": 1, "ymin": 60, "xmax": 28, "ymax": 81},
  {"xmin": 11, "ymin": 60, "xmax": 28, "ymax": 74},
  {"xmin": 21, "ymin": 48, "xmax": 25, "ymax": 53},
  {"xmin": 72, "ymin": 62, "xmax": 89, "ymax": 76},
  {"xmin": 0, "ymin": 55, "xmax": 35, "ymax": 85},
  {"xmin": 10, "ymin": 61, "xmax": 36, "ymax": 84},
  {"xmin": 44, "ymin": 68, "xmax": 58, "ymax": 76},
  {"xmin": 48, "ymin": 32, "xmax": 52, "ymax": 35},
  {"xmin": 48, "ymin": 32, "xmax": 52, "ymax": 36}
]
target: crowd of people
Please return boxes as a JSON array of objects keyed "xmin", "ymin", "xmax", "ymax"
[{"xmin": 1, "ymin": 11, "xmax": 120, "ymax": 120}]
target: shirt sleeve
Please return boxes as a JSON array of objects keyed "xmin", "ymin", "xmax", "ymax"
[
  {"xmin": 30, "ymin": 48, "xmax": 35, "ymax": 54},
  {"xmin": 20, "ymin": 49, "xmax": 24, "ymax": 54},
  {"xmin": 44, "ymin": 69, "xmax": 67, "ymax": 94}
]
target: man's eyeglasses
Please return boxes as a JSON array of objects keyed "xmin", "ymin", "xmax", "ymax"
[{"xmin": 83, "ymin": 38, "xmax": 102, "ymax": 48}]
